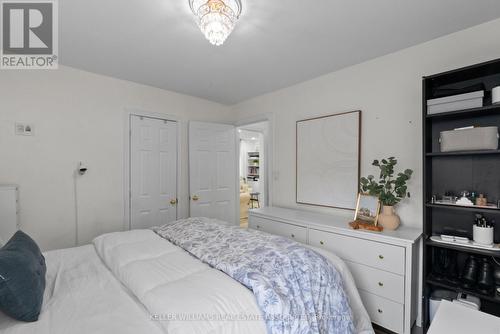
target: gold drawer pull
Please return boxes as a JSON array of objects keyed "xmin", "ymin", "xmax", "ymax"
[
  {"xmin": 320, "ymin": 241, "xmax": 324, "ymax": 245},
  {"xmin": 378, "ymin": 254, "xmax": 384, "ymax": 260},
  {"xmin": 291, "ymin": 234, "xmax": 295, "ymax": 238},
  {"xmin": 378, "ymin": 282, "xmax": 384, "ymax": 287},
  {"xmin": 377, "ymin": 309, "xmax": 383, "ymax": 314}
]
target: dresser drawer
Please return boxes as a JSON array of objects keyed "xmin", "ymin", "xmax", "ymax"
[
  {"xmin": 359, "ymin": 290, "xmax": 404, "ymax": 333},
  {"xmin": 345, "ymin": 260, "xmax": 404, "ymax": 303},
  {"xmin": 309, "ymin": 229, "xmax": 405, "ymax": 275},
  {"xmin": 249, "ymin": 216, "xmax": 308, "ymax": 243}
]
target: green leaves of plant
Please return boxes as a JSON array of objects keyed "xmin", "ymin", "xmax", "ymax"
[{"xmin": 360, "ymin": 157, "xmax": 413, "ymax": 206}]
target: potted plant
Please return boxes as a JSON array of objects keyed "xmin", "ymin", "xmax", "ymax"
[{"xmin": 360, "ymin": 157, "xmax": 413, "ymax": 230}]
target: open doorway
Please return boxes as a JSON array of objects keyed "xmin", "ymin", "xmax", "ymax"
[{"xmin": 237, "ymin": 121, "xmax": 269, "ymax": 228}]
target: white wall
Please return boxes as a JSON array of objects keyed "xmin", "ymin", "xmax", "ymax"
[
  {"xmin": 0, "ymin": 66, "xmax": 234, "ymax": 251},
  {"xmin": 232, "ymin": 18, "xmax": 500, "ymax": 228},
  {"xmin": 2, "ymin": 18, "xmax": 500, "ymax": 253}
]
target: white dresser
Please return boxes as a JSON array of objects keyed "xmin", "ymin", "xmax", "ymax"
[
  {"xmin": 0, "ymin": 185, "xmax": 19, "ymax": 245},
  {"xmin": 248, "ymin": 207, "xmax": 422, "ymax": 334}
]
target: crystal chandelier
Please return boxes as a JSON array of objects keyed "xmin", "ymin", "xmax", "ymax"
[{"xmin": 189, "ymin": 0, "xmax": 242, "ymax": 46}]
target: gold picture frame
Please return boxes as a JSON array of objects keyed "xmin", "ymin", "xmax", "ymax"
[{"xmin": 354, "ymin": 193, "xmax": 381, "ymax": 226}]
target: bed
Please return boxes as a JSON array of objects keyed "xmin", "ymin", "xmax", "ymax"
[{"xmin": 0, "ymin": 220, "xmax": 373, "ymax": 334}]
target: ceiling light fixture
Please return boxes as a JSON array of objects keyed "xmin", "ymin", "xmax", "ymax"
[{"xmin": 188, "ymin": 0, "xmax": 242, "ymax": 46}]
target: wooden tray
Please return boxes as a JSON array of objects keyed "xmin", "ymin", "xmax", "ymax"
[{"xmin": 349, "ymin": 220, "xmax": 383, "ymax": 232}]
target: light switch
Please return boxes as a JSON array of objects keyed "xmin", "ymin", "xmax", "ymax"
[{"xmin": 15, "ymin": 123, "xmax": 34, "ymax": 136}]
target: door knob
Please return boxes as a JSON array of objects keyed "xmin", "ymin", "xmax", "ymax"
[
  {"xmin": 192, "ymin": 195, "xmax": 199, "ymax": 201},
  {"xmin": 170, "ymin": 199, "xmax": 177, "ymax": 205}
]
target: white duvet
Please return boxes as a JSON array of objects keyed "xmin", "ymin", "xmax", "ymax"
[
  {"xmin": 0, "ymin": 229, "xmax": 373, "ymax": 334},
  {"xmin": 0, "ymin": 244, "xmax": 164, "ymax": 334},
  {"xmin": 93, "ymin": 229, "xmax": 373, "ymax": 334}
]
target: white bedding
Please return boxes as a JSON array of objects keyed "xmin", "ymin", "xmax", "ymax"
[
  {"xmin": 0, "ymin": 229, "xmax": 373, "ymax": 334},
  {"xmin": 93, "ymin": 229, "xmax": 268, "ymax": 334},
  {"xmin": 93, "ymin": 229, "xmax": 373, "ymax": 334},
  {"xmin": 0, "ymin": 244, "xmax": 164, "ymax": 334}
]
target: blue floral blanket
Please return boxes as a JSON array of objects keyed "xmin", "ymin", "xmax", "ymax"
[{"xmin": 153, "ymin": 218, "xmax": 354, "ymax": 334}]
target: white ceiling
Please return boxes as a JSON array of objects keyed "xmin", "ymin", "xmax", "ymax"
[
  {"xmin": 59, "ymin": 1, "xmax": 500, "ymax": 105},
  {"xmin": 239, "ymin": 129, "xmax": 261, "ymax": 142},
  {"xmin": 239, "ymin": 121, "xmax": 268, "ymax": 133}
]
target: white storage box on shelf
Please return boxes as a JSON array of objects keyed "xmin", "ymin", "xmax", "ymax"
[
  {"xmin": 439, "ymin": 126, "xmax": 499, "ymax": 152},
  {"xmin": 493, "ymin": 86, "xmax": 500, "ymax": 104},
  {"xmin": 427, "ymin": 91, "xmax": 484, "ymax": 115}
]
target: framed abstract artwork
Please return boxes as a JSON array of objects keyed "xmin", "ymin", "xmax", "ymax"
[{"xmin": 296, "ymin": 110, "xmax": 361, "ymax": 210}]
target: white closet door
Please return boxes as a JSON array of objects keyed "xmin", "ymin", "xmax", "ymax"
[
  {"xmin": 0, "ymin": 185, "xmax": 18, "ymax": 245},
  {"xmin": 189, "ymin": 121, "xmax": 236, "ymax": 224},
  {"xmin": 130, "ymin": 116, "xmax": 177, "ymax": 229}
]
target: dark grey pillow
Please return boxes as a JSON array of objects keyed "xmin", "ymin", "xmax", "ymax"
[{"xmin": 0, "ymin": 231, "xmax": 46, "ymax": 322}]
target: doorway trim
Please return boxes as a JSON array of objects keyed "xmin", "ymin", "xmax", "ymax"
[
  {"xmin": 235, "ymin": 113, "xmax": 275, "ymax": 219},
  {"xmin": 123, "ymin": 108, "xmax": 181, "ymax": 231}
]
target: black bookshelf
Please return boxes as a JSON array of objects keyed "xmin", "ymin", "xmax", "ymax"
[
  {"xmin": 426, "ymin": 277, "xmax": 500, "ymax": 307},
  {"xmin": 422, "ymin": 58, "xmax": 500, "ymax": 332},
  {"xmin": 426, "ymin": 239, "xmax": 500, "ymax": 258},
  {"xmin": 426, "ymin": 149, "xmax": 500, "ymax": 157},
  {"xmin": 425, "ymin": 104, "xmax": 500, "ymax": 119},
  {"xmin": 426, "ymin": 203, "xmax": 500, "ymax": 213}
]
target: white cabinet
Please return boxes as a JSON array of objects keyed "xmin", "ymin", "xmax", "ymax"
[
  {"xmin": 360, "ymin": 290, "xmax": 404, "ymax": 333},
  {"xmin": 248, "ymin": 216, "xmax": 308, "ymax": 243},
  {"xmin": 0, "ymin": 185, "xmax": 19, "ymax": 245},
  {"xmin": 248, "ymin": 206, "xmax": 422, "ymax": 334},
  {"xmin": 308, "ymin": 228, "xmax": 406, "ymax": 275},
  {"xmin": 346, "ymin": 260, "xmax": 405, "ymax": 304}
]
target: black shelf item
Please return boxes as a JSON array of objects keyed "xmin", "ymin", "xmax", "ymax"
[
  {"xmin": 422, "ymin": 57, "xmax": 500, "ymax": 333},
  {"xmin": 426, "ymin": 237, "xmax": 500, "ymax": 258},
  {"xmin": 426, "ymin": 149, "xmax": 500, "ymax": 157},
  {"xmin": 426, "ymin": 276, "xmax": 500, "ymax": 304},
  {"xmin": 426, "ymin": 203, "xmax": 500, "ymax": 214},
  {"xmin": 426, "ymin": 104, "xmax": 500, "ymax": 120}
]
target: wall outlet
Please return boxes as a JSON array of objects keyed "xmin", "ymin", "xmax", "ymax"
[{"xmin": 15, "ymin": 123, "xmax": 34, "ymax": 136}]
